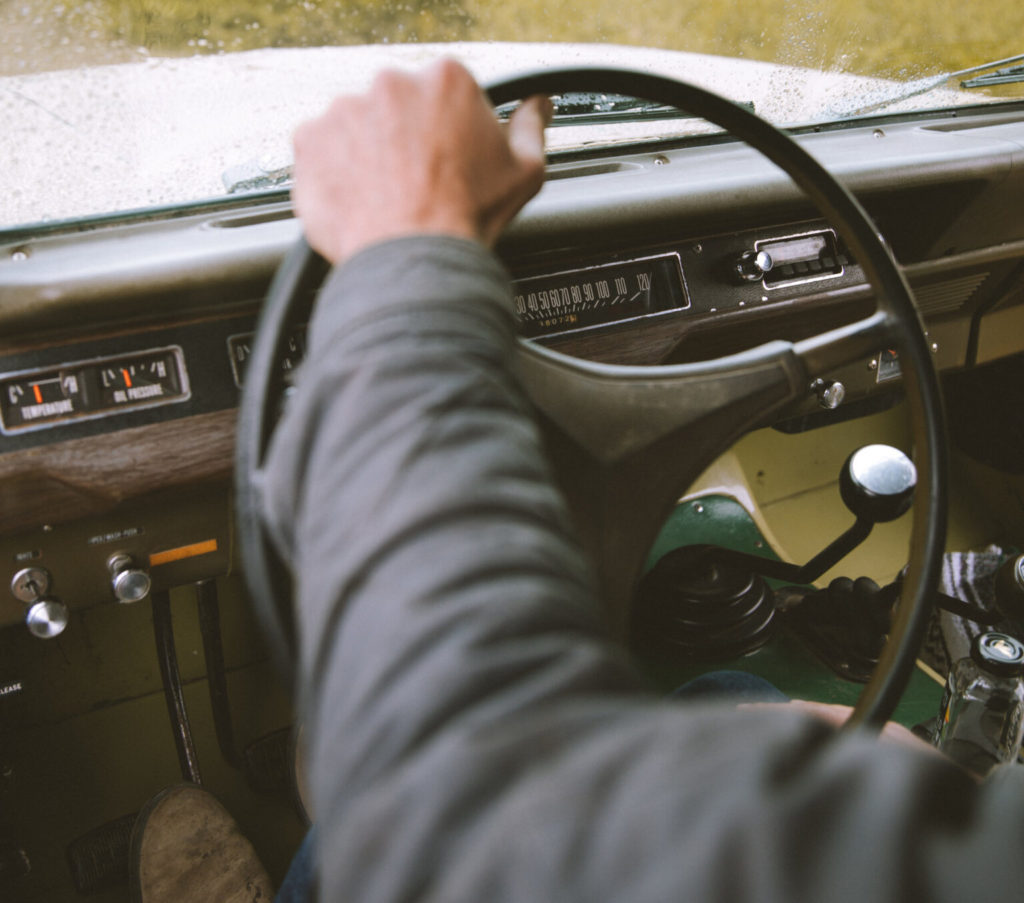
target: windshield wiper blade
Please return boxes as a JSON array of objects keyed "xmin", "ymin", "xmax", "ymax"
[
  {"xmin": 222, "ymin": 158, "xmax": 293, "ymax": 194},
  {"xmin": 835, "ymin": 51, "xmax": 1024, "ymax": 118},
  {"xmin": 961, "ymin": 61, "xmax": 1024, "ymax": 89},
  {"xmin": 495, "ymin": 92, "xmax": 752, "ymax": 127},
  {"xmin": 835, "ymin": 51, "xmax": 1024, "ymax": 117},
  {"xmin": 222, "ymin": 93, "xmax": 757, "ymax": 194},
  {"xmin": 222, "ymin": 92, "xmax": 758, "ymax": 195}
]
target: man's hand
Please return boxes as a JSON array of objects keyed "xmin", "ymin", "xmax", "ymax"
[
  {"xmin": 740, "ymin": 699, "xmax": 940, "ymax": 755},
  {"xmin": 291, "ymin": 59, "xmax": 551, "ymax": 265}
]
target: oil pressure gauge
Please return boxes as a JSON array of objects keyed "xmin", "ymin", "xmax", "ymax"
[{"xmin": 97, "ymin": 352, "xmax": 183, "ymax": 407}]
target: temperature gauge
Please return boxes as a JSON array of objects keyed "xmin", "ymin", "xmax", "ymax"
[{"xmin": 1, "ymin": 370, "xmax": 84, "ymax": 430}]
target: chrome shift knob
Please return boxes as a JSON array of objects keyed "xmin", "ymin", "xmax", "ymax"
[{"xmin": 840, "ymin": 444, "xmax": 917, "ymax": 523}]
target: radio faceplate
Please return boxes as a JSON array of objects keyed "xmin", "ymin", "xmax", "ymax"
[{"xmin": 757, "ymin": 228, "xmax": 847, "ymax": 288}]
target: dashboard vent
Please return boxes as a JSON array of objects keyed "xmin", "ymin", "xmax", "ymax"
[
  {"xmin": 912, "ymin": 272, "xmax": 989, "ymax": 316},
  {"xmin": 211, "ymin": 207, "xmax": 295, "ymax": 229},
  {"xmin": 545, "ymin": 161, "xmax": 642, "ymax": 181}
]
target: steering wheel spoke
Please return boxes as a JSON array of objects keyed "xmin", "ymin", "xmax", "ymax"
[
  {"xmin": 519, "ymin": 339, "xmax": 808, "ymax": 636},
  {"xmin": 516, "ymin": 340, "xmax": 806, "ymax": 466},
  {"xmin": 795, "ymin": 310, "xmax": 896, "ymax": 378}
]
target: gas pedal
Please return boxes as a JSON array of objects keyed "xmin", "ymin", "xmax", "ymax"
[
  {"xmin": 66, "ymin": 812, "xmax": 136, "ymax": 895},
  {"xmin": 243, "ymin": 727, "xmax": 293, "ymax": 794}
]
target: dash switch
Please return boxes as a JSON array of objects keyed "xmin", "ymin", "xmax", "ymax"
[{"xmin": 108, "ymin": 554, "xmax": 152, "ymax": 604}]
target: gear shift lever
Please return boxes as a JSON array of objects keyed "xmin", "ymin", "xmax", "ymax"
[{"xmin": 633, "ymin": 444, "xmax": 918, "ymax": 667}]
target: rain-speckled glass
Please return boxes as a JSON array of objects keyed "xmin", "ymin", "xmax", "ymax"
[{"xmin": 2, "ymin": 0, "xmax": 1023, "ymax": 227}]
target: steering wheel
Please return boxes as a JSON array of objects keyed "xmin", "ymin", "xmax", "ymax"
[{"xmin": 236, "ymin": 67, "xmax": 947, "ymax": 730}]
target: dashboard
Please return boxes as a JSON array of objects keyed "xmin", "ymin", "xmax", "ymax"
[{"xmin": 2, "ymin": 104, "xmax": 1024, "ymax": 633}]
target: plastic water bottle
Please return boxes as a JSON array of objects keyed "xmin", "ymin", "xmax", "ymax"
[{"xmin": 933, "ymin": 632, "xmax": 1024, "ymax": 777}]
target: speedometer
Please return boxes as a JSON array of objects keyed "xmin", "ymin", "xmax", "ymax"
[{"xmin": 512, "ymin": 253, "xmax": 689, "ymax": 338}]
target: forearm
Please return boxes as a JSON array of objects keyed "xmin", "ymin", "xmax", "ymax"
[
  {"xmin": 260, "ymin": 236, "xmax": 1024, "ymax": 903},
  {"xmin": 262, "ymin": 234, "xmax": 644, "ymax": 791}
]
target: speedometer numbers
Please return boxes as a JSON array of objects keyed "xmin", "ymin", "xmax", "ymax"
[
  {"xmin": 512, "ymin": 253, "xmax": 689, "ymax": 339},
  {"xmin": 0, "ymin": 347, "xmax": 189, "ymax": 434}
]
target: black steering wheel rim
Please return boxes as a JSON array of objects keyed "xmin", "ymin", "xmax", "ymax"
[{"xmin": 236, "ymin": 66, "xmax": 947, "ymax": 729}]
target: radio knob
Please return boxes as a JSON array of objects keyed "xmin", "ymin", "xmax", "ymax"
[
  {"xmin": 734, "ymin": 249, "xmax": 774, "ymax": 283},
  {"xmin": 26, "ymin": 598, "xmax": 69, "ymax": 639},
  {"xmin": 108, "ymin": 554, "xmax": 152, "ymax": 604}
]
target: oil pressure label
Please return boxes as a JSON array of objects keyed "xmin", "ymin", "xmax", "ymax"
[{"xmin": 0, "ymin": 346, "xmax": 190, "ymax": 434}]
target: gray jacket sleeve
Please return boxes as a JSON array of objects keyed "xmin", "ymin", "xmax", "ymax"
[{"xmin": 262, "ymin": 235, "xmax": 1024, "ymax": 903}]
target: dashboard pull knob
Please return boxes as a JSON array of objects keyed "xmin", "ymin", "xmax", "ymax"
[
  {"xmin": 10, "ymin": 566, "xmax": 51, "ymax": 604},
  {"xmin": 108, "ymin": 554, "xmax": 152, "ymax": 604},
  {"xmin": 734, "ymin": 249, "xmax": 773, "ymax": 282},
  {"xmin": 811, "ymin": 378, "xmax": 846, "ymax": 410},
  {"xmin": 26, "ymin": 598, "xmax": 69, "ymax": 639}
]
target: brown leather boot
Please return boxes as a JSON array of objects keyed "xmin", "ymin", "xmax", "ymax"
[{"xmin": 130, "ymin": 784, "xmax": 273, "ymax": 903}]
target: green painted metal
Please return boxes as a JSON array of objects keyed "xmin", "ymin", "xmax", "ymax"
[
  {"xmin": 645, "ymin": 494, "xmax": 781, "ymax": 573},
  {"xmin": 641, "ymin": 494, "xmax": 943, "ymax": 729}
]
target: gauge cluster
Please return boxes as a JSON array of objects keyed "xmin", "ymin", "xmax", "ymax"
[
  {"xmin": 0, "ymin": 347, "xmax": 189, "ymax": 434},
  {"xmin": 508, "ymin": 223, "xmax": 863, "ymax": 346},
  {"xmin": 0, "ymin": 221, "xmax": 867, "ymax": 447}
]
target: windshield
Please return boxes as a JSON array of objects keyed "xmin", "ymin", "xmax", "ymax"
[{"xmin": 2, "ymin": 0, "xmax": 1023, "ymax": 230}]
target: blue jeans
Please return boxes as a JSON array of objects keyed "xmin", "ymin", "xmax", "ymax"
[
  {"xmin": 273, "ymin": 670, "xmax": 786, "ymax": 901},
  {"xmin": 276, "ymin": 828, "xmax": 316, "ymax": 903},
  {"xmin": 671, "ymin": 669, "xmax": 788, "ymax": 704}
]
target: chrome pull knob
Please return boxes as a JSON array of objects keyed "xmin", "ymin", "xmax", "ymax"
[
  {"xmin": 734, "ymin": 249, "xmax": 773, "ymax": 282},
  {"xmin": 10, "ymin": 567, "xmax": 51, "ymax": 604},
  {"xmin": 811, "ymin": 378, "xmax": 846, "ymax": 410},
  {"xmin": 26, "ymin": 598, "xmax": 69, "ymax": 639},
  {"xmin": 108, "ymin": 554, "xmax": 151, "ymax": 604}
]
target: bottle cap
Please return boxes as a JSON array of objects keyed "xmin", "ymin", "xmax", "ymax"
[{"xmin": 971, "ymin": 632, "xmax": 1024, "ymax": 676}]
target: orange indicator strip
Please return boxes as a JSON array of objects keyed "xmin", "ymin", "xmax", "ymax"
[
  {"xmin": 122, "ymin": 368, "xmax": 133, "ymax": 388},
  {"xmin": 32, "ymin": 384, "xmax": 42, "ymax": 404},
  {"xmin": 149, "ymin": 539, "xmax": 218, "ymax": 567}
]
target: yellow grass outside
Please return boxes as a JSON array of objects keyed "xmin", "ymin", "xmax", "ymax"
[{"xmin": 1, "ymin": 0, "xmax": 1022, "ymax": 86}]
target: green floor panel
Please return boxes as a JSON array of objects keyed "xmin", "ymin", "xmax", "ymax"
[{"xmin": 641, "ymin": 495, "xmax": 944, "ymax": 730}]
